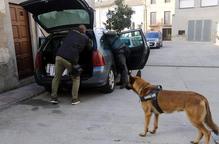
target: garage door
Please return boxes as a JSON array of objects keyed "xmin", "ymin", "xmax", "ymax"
[
  {"xmin": 9, "ymin": 3, "xmax": 34, "ymax": 79},
  {"xmin": 188, "ymin": 20, "xmax": 212, "ymax": 42}
]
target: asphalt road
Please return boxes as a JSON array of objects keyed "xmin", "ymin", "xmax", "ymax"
[{"xmin": 0, "ymin": 41, "xmax": 219, "ymax": 144}]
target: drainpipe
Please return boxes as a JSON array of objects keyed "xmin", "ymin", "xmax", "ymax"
[{"xmin": 144, "ymin": 0, "xmax": 147, "ymax": 32}]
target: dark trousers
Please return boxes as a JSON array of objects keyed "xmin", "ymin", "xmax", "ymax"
[{"xmin": 114, "ymin": 53, "xmax": 129, "ymax": 86}]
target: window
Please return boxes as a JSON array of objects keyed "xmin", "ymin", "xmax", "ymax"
[
  {"xmin": 179, "ymin": 0, "xmax": 195, "ymax": 8},
  {"xmin": 151, "ymin": 0, "xmax": 156, "ymax": 4},
  {"xmin": 201, "ymin": 0, "xmax": 218, "ymax": 6},
  {"xmin": 178, "ymin": 30, "xmax": 185, "ymax": 35},
  {"xmin": 150, "ymin": 12, "xmax": 156, "ymax": 25},
  {"xmin": 165, "ymin": 0, "xmax": 170, "ymax": 3},
  {"xmin": 120, "ymin": 31, "xmax": 143, "ymax": 48},
  {"xmin": 38, "ymin": 10, "xmax": 90, "ymax": 29},
  {"xmin": 164, "ymin": 11, "xmax": 171, "ymax": 25},
  {"xmin": 146, "ymin": 32, "xmax": 160, "ymax": 39}
]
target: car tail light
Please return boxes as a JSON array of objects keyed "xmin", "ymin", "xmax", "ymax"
[
  {"xmin": 35, "ymin": 52, "xmax": 43, "ymax": 70},
  {"xmin": 92, "ymin": 50, "xmax": 105, "ymax": 66}
]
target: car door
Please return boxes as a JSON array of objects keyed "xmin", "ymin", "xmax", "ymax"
[{"xmin": 119, "ymin": 29, "xmax": 150, "ymax": 70}]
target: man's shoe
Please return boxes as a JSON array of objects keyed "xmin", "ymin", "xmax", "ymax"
[
  {"xmin": 72, "ymin": 99, "xmax": 80, "ymax": 105},
  {"xmin": 50, "ymin": 98, "xmax": 59, "ymax": 104}
]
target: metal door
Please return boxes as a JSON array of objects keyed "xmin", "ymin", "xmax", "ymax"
[{"xmin": 188, "ymin": 20, "xmax": 212, "ymax": 42}]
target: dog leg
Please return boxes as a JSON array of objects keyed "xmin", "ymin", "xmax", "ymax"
[
  {"xmin": 190, "ymin": 122, "xmax": 203, "ymax": 144},
  {"xmin": 190, "ymin": 122, "xmax": 210, "ymax": 144},
  {"xmin": 190, "ymin": 141, "xmax": 199, "ymax": 144},
  {"xmin": 190, "ymin": 130, "xmax": 203, "ymax": 144},
  {"xmin": 199, "ymin": 123, "xmax": 211, "ymax": 144},
  {"xmin": 150, "ymin": 114, "xmax": 159, "ymax": 134},
  {"xmin": 139, "ymin": 111, "xmax": 152, "ymax": 137},
  {"xmin": 186, "ymin": 104, "xmax": 211, "ymax": 144}
]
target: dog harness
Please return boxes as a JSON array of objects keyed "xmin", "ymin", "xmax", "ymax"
[{"xmin": 140, "ymin": 85, "xmax": 163, "ymax": 114}]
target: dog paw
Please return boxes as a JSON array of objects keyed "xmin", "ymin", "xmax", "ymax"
[
  {"xmin": 190, "ymin": 141, "xmax": 198, "ymax": 144},
  {"xmin": 139, "ymin": 132, "xmax": 146, "ymax": 137},
  {"xmin": 149, "ymin": 130, "xmax": 156, "ymax": 134}
]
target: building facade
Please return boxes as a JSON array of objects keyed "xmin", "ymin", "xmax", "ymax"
[
  {"xmin": 172, "ymin": 0, "xmax": 219, "ymax": 44},
  {"xmin": 146, "ymin": 0, "xmax": 175, "ymax": 40},
  {"xmin": 95, "ymin": 0, "xmax": 147, "ymax": 31},
  {"xmin": 0, "ymin": 0, "xmax": 94, "ymax": 93},
  {"xmin": 95, "ymin": 0, "xmax": 114, "ymax": 28}
]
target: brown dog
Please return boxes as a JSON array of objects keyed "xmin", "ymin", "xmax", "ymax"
[{"xmin": 128, "ymin": 72, "xmax": 218, "ymax": 144}]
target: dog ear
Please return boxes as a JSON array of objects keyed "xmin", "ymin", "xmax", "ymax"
[
  {"xmin": 129, "ymin": 74, "xmax": 134, "ymax": 83},
  {"xmin": 136, "ymin": 70, "xmax": 141, "ymax": 77}
]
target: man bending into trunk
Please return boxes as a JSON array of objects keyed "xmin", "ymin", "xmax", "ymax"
[{"xmin": 50, "ymin": 25, "xmax": 91, "ymax": 105}]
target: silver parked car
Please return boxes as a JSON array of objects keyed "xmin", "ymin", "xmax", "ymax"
[
  {"xmin": 20, "ymin": 0, "xmax": 150, "ymax": 93},
  {"xmin": 145, "ymin": 31, "xmax": 163, "ymax": 48}
]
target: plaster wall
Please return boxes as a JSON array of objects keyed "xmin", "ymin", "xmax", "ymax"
[
  {"xmin": 0, "ymin": 0, "xmax": 19, "ymax": 92},
  {"xmin": 173, "ymin": 0, "xmax": 219, "ymax": 43},
  {"xmin": 146, "ymin": 0, "xmax": 175, "ymax": 31}
]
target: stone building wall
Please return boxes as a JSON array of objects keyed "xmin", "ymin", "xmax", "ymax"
[{"xmin": 0, "ymin": 1, "xmax": 19, "ymax": 93}]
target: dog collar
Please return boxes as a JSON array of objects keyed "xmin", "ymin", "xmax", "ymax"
[{"xmin": 140, "ymin": 85, "xmax": 163, "ymax": 114}]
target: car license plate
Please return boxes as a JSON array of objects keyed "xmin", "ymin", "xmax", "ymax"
[{"xmin": 46, "ymin": 64, "xmax": 68, "ymax": 76}]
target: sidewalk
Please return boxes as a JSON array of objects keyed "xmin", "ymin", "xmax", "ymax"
[{"xmin": 0, "ymin": 83, "xmax": 45, "ymax": 111}]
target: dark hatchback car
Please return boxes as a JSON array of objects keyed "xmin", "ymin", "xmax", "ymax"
[{"xmin": 20, "ymin": 0, "xmax": 150, "ymax": 93}]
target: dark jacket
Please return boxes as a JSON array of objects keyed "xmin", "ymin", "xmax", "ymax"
[
  {"xmin": 104, "ymin": 34, "xmax": 130, "ymax": 56},
  {"xmin": 111, "ymin": 36, "xmax": 129, "ymax": 54},
  {"xmin": 56, "ymin": 30, "xmax": 90, "ymax": 64}
]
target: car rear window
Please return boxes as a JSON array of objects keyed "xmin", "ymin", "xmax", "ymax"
[{"xmin": 38, "ymin": 9, "xmax": 90, "ymax": 28}]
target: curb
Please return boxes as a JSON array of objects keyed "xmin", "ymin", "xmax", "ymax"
[
  {"xmin": 0, "ymin": 83, "xmax": 45, "ymax": 111},
  {"xmin": 147, "ymin": 64, "xmax": 219, "ymax": 68}
]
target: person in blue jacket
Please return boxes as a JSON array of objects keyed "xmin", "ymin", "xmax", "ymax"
[{"xmin": 104, "ymin": 31, "xmax": 130, "ymax": 89}]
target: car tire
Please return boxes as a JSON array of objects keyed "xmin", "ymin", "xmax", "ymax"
[
  {"xmin": 156, "ymin": 43, "xmax": 160, "ymax": 48},
  {"xmin": 100, "ymin": 68, "xmax": 115, "ymax": 93}
]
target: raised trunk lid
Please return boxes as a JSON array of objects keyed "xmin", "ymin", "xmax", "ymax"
[{"xmin": 20, "ymin": 0, "xmax": 94, "ymax": 33}]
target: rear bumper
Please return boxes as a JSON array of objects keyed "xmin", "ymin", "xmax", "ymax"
[{"xmin": 34, "ymin": 66, "xmax": 109, "ymax": 88}]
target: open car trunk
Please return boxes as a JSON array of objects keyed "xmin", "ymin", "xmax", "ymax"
[
  {"xmin": 40, "ymin": 33, "xmax": 94, "ymax": 80},
  {"xmin": 20, "ymin": 0, "xmax": 94, "ymax": 33}
]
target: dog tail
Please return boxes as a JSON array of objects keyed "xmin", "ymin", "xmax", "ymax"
[{"xmin": 204, "ymin": 99, "xmax": 219, "ymax": 135}]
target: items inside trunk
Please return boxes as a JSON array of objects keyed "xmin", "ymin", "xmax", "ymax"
[{"xmin": 41, "ymin": 34, "xmax": 94, "ymax": 79}]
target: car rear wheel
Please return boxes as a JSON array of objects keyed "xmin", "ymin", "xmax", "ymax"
[{"xmin": 100, "ymin": 68, "xmax": 115, "ymax": 93}]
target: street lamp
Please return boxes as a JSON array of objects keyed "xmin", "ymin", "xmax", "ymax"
[
  {"xmin": 106, "ymin": 10, "xmax": 113, "ymax": 30},
  {"xmin": 106, "ymin": 10, "xmax": 113, "ymax": 19}
]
